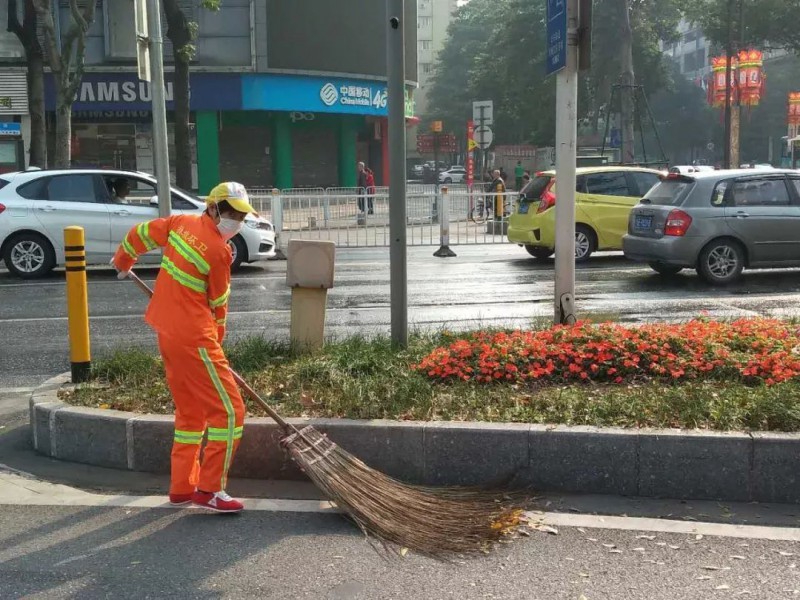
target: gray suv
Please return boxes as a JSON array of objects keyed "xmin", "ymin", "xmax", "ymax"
[{"xmin": 623, "ymin": 169, "xmax": 800, "ymax": 285}]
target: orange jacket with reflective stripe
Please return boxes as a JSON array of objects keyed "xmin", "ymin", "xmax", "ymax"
[{"xmin": 112, "ymin": 213, "xmax": 232, "ymax": 345}]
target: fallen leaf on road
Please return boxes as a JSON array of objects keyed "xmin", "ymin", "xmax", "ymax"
[
  {"xmin": 656, "ymin": 542, "xmax": 667, "ymax": 547},
  {"xmin": 99, "ymin": 403, "xmax": 110, "ymax": 409},
  {"xmin": 529, "ymin": 524, "xmax": 558, "ymax": 535},
  {"xmin": 669, "ymin": 545, "xmax": 681, "ymax": 550},
  {"xmin": 636, "ymin": 535, "xmax": 656, "ymax": 540},
  {"xmin": 602, "ymin": 543, "xmax": 616, "ymax": 549},
  {"xmin": 778, "ymin": 551, "xmax": 795, "ymax": 557},
  {"xmin": 579, "ymin": 595, "xmax": 588, "ymax": 600},
  {"xmin": 730, "ymin": 555, "xmax": 746, "ymax": 561},
  {"xmin": 400, "ymin": 548, "xmax": 409, "ymax": 557},
  {"xmin": 715, "ymin": 584, "xmax": 730, "ymax": 590},
  {"xmin": 696, "ymin": 576, "xmax": 712, "ymax": 581},
  {"xmin": 608, "ymin": 549, "xmax": 623, "ymax": 554},
  {"xmin": 577, "ymin": 528, "xmax": 586, "ymax": 534},
  {"xmin": 633, "ymin": 547, "xmax": 645, "ymax": 552},
  {"xmin": 702, "ymin": 566, "xmax": 731, "ymax": 571},
  {"xmin": 696, "ymin": 534, "xmax": 704, "ymax": 541},
  {"xmin": 579, "ymin": 572, "xmax": 590, "ymax": 578},
  {"xmin": 586, "ymin": 538, "xmax": 598, "ymax": 542}
]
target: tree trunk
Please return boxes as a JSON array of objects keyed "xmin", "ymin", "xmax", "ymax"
[
  {"xmin": 173, "ymin": 56, "xmax": 192, "ymax": 189},
  {"xmin": 619, "ymin": 0, "xmax": 636, "ymax": 164},
  {"xmin": 162, "ymin": 0, "xmax": 193, "ymax": 189},
  {"xmin": 27, "ymin": 52, "xmax": 47, "ymax": 167},
  {"xmin": 54, "ymin": 83, "xmax": 72, "ymax": 168}
]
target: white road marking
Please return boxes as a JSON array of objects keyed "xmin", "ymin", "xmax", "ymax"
[
  {"xmin": 1, "ymin": 470, "xmax": 798, "ymax": 541},
  {"xmin": 0, "ymin": 387, "xmax": 34, "ymax": 394}
]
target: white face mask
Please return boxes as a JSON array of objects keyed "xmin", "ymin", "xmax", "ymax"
[{"xmin": 217, "ymin": 217, "xmax": 243, "ymax": 240}]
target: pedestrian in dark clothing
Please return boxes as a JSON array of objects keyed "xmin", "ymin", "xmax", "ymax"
[{"xmin": 357, "ymin": 161, "xmax": 374, "ymax": 214}]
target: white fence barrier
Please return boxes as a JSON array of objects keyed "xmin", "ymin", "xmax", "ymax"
[{"xmin": 247, "ymin": 186, "xmax": 519, "ymax": 249}]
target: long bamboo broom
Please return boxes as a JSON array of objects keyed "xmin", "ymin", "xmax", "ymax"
[{"xmin": 127, "ymin": 270, "xmax": 525, "ymax": 558}]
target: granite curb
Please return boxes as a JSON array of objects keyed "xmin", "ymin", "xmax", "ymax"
[{"xmin": 30, "ymin": 373, "xmax": 800, "ymax": 503}]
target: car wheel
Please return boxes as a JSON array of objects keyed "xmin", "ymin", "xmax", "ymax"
[
  {"xmin": 697, "ymin": 239, "xmax": 744, "ymax": 285},
  {"xmin": 228, "ymin": 235, "xmax": 248, "ymax": 272},
  {"xmin": 444, "ymin": 178, "xmax": 452, "ymax": 184},
  {"xmin": 4, "ymin": 233, "xmax": 56, "ymax": 279},
  {"xmin": 648, "ymin": 262, "xmax": 683, "ymax": 276},
  {"xmin": 525, "ymin": 245, "xmax": 554, "ymax": 260},
  {"xmin": 575, "ymin": 225, "xmax": 597, "ymax": 263}
]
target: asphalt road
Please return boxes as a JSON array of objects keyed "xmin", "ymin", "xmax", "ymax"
[
  {"xmin": 5, "ymin": 245, "xmax": 800, "ymax": 388},
  {"xmin": 1, "ymin": 501, "xmax": 798, "ymax": 600}
]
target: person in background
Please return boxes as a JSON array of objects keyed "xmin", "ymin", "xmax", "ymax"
[
  {"xmin": 514, "ymin": 161, "xmax": 525, "ymax": 190},
  {"xmin": 364, "ymin": 167, "xmax": 376, "ymax": 215},
  {"xmin": 489, "ymin": 169, "xmax": 506, "ymax": 220},
  {"xmin": 357, "ymin": 161, "xmax": 372, "ymax": 214},
  {"xmin": 111, "ymin": 178, "xmax": 131, "ymax": 204}
]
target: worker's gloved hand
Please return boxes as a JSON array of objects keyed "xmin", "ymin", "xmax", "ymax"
[{"xmin": 109, "ymin": 258, "xmax": 129, "ymax": 280}]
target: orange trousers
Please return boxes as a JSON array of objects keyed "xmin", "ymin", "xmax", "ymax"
[{"xmin": 159, "ymin": 335, "xmax": 245, "ymax": 495}]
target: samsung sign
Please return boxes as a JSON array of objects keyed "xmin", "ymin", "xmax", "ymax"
[
  {"xmin": 242, "ymin": 74, "xmax": 412, "ymax": 117},
  {"xmin": 45, "ymin": 73, "xmax": 242, "ymax": 111}
]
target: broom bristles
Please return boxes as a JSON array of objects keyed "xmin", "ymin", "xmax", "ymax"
[{"xmin": 281, "ymin": 426, "xmax": 526, "ymax": 559}]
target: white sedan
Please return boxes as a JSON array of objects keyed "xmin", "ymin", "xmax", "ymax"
[
  {"xmin": 438, "ymin": 166, "xmax": 467, "ymax": 184},
  {"xmin": 0, "ymin": 169, "xmax": 276, "ymax": 279}
]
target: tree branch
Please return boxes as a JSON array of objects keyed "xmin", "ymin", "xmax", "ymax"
[{"xmin": 32, "ymin": 0, "xmax": 61, "ymax": 73}]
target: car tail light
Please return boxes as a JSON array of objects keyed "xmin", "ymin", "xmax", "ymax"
[
  {"xmin": 536, "ymin": 182, "xmax": 557, "ymax": 213},
  {"xmin": 664, "ymin": 209, "xmax": 692, "ymax": 236},
  {"xmin": 0, "ymin": 203, "xmax": 5, "ymax": 215}
]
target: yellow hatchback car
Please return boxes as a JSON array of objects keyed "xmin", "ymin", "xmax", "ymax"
[{"xmin": 507, "ymin": 166, "xmax": 663, "ymax": 261}]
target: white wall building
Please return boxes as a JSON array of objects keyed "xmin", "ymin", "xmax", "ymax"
[{"xmin": 408, "ymin": 0, "xmax": 458, "ymax": 161}]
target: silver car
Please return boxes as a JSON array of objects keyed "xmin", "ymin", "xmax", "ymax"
[{"xmin": 623, "ymin": 169, "xmax": 800, "ymax": 285}]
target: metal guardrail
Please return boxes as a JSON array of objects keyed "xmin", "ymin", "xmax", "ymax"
[{"xmin": 247, "ymin": 186, "xmax": 520, "ymax": 253}]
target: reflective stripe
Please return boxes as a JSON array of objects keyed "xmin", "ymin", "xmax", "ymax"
[
  {"xmin": 138, "ymin": 222, "xmax": 158, "ymax": 251},
  {"xmin": 174, "ymin": 429, "xmax": 203, "ymax": 445},
  {"xmin": 161, "ymin": 256, "xmax": 207, "ymax": 294},
  {"xmin": 199, "ymin": 348, "xmax": 236, "ymax": 489},
  {"xmin": 121, "ymin": 236, "xmax": 138, "ymax": 259},
  {"xmin": 208, "ymin": 425, "xmax": 242, "ymax": 441},
  {"xmin": 209, "ymin": 287, "xmax": 230, "ymax": 308},
  {"xmin": 168, "ymin": 231, "xmax": 210, "ymax": 275},
  {"xmin": 215, "ymin": 318, "xmax": 226, "ymax": 325}
]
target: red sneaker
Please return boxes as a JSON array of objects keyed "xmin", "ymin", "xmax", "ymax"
[
  {"xmin": 191, "ymin": 490, "xmax": 244, "ymax": 513},
  {"xmin": 169, "ymin": 493, "xmax": 193, "ymax": 506}
]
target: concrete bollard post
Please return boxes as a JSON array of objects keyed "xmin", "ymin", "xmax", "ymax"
[
  {"xmin": 270, "ymin": 188, "xmax": 287, "ymax": 261},
  {"xmin": 433, "ymin": 186, "xmax": 457, "ymax": 258},
  {"xmin": 287, "ymin": 239, "xmax": 336, "ymax": 351},
  {"xmin": 64, "ymin": 226, "xmax": 91, "ymax": 382}
]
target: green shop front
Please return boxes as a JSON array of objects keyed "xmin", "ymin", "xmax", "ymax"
[{"xmin": 195, "ymin": 73, "xmax": 416, "ymax": 193}]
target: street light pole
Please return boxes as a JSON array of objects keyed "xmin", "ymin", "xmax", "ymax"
[
  {"xmin": 146, "ymin": 0, "xmax": 172, "ymax": 217},
  {"xmin": 387, "ymin": 0, "xmax": 408, "ymax": 347},
  {"xmin": 723, "ymin": 0, "xmax": 734, "ymax": 169},
  {"xmin": 553, "ymin": 0, "xmax": 579, "ymax": 325}
]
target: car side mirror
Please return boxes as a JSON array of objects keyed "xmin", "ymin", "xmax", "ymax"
[{"xmin": 149, "ymin": 195, "xmax": 158, "ymax": 206}]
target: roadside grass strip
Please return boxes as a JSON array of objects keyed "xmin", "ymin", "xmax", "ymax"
[{"xmin": 61, "ymin": 319, "xmax": 800, "ymax": 432}]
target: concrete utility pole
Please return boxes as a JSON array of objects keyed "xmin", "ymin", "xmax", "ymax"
[
  {"xmin": 386, "ymin": 0, "xmax": 408, "ymax": 347},
  {"xmin": 146, "ymin": 0, "xmax": 172, "ymax": 217},
  {"xmin": 553, "ymin": 0, "xmax": 579, "ymax": 325}
]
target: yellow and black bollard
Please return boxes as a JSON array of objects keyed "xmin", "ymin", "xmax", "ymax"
[{"xmin": 64, "ymin": 226, "xmax": 91, "ymax": 382}]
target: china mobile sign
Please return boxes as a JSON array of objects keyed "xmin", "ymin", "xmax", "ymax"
[{"xmin": 320, "ymin": 82, "xmax": 388, "ymax": 111}]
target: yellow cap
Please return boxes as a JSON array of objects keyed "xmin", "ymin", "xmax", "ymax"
[{"xmin": 206, "ymin": 182, "xmax": 256, "ymax": 214}]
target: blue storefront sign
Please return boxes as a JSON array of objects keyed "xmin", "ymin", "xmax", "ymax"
[
  {"xmin": 44, "ymin": 73, "xmax": 242, "ymax": 112},
  {"xmin": 0, "ymin": 123, "xmax": 22, "ymax": 137},
  {"xmin": 546, "ymin": 0, "xmax": 567, "ymax": 75},
  {"xmin": 241, "ymin": 74, "xmax": 390, "ymax": 116}
]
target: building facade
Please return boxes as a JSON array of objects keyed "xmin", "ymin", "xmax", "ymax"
[{"xmin": 0, "ymin": 0, "xmax": 418, "ymax": 192}]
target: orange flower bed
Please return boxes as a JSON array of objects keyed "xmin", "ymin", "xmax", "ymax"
[{"xmin": 415, "ymin": 319, "xmax": 800, "ymax": 387}]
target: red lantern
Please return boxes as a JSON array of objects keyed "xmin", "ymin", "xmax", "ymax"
[
  {"xmin": 788, "ymin": 92, "xmax": 800, "ymax": 125},
  {"xmin": 737, "ymin": 49, "xmax": 764, "ymax": 107},
  {"xmin": 710, "ymin": 56, "xmax": 738, "ymax": 108}
]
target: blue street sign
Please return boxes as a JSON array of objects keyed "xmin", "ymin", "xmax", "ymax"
[
  {"xmin": 546, "ymin": 0, "xmax": 567, "ymax": 75},
  {"xmin": 610, "ymin": 128, "xmax": 621, "ymax": 149}
]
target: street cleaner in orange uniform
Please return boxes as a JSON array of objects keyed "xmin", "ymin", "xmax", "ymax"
[{"xmin": 111, "ymin": 182, "xmax": 255, "ymax": 513}]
